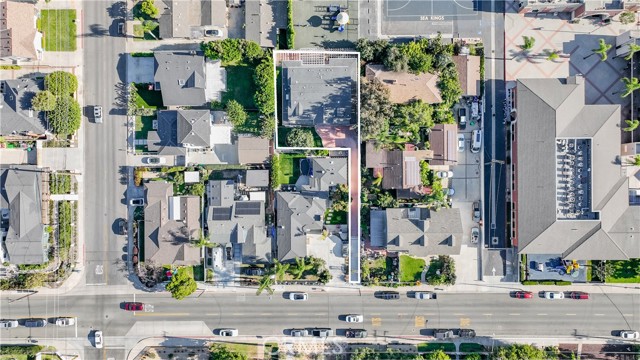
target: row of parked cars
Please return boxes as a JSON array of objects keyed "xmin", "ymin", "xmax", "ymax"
[
  {"xmin": 0, "ymin": 317, "xmax": 75, "ymax": 328},
  {"xmin": 513, "ymin": 291, "xmax": 590, "ymax": 300}
]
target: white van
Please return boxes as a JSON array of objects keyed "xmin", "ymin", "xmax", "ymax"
[{"xmin": 471, "ymin": 129, "xmax": 482, "ymax": 153}]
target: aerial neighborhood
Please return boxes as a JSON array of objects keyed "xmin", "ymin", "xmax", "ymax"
[{"xmin": 0, "ymin": 0, "xmax": 639, "ymax": 358}]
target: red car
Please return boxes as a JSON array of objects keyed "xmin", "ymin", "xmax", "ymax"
[
  {"xmin": 569, "ymin": 291, "xmax": 589, "ymax": 300},
  {"xmin": 124, "ymin": 302, "xmax": 144, "ymax": 311},
  {"xmin": 514, "ymin": 291, "xmax": 533, "ymax": 299}
]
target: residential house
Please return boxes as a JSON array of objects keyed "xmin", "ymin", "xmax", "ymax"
[
  {"xmin": 276, "ymin": 191, "xmax": 328, "ymax": 261},
  {"xmin": 369, "ymin": 207, "xmax": 463, "ymax": 255},
  {"xmin": 158, "ymin": 0, "xmax": 227, "ymax": 39},
  {"xmin": 452, "ymin": 55, "xmax": 481, "ymax": 97},
  {"xmin": 429, "ymin": 124, "xmax": 458, "ymax": 166},
  {"xmin": 153, "ymin": 51, "xmax": 221, "ymax": 107},
  {"xmin": 147, "ymin": 109, "xmax": 232, "ymax": 155},
  {"xmin": 245, "ymin": 169, "xmax": 269, "ymax": 188},
  {"xmin": 0, "ymin": 166, "xmax": 47, "ymax": 265},
  {"xmin": 299, "ymin": 157, "xmax": 348, "ymax": 192},
  {"xmin": 237, "ymin": 136, "xmax": 270, "ymax": 165},
  {"xmin": 365, "ymin": 142, "xmax": 433, "ymax": 190},
  {"xmin": 206, "ymin": 180, "xmax": 270, "ymax": 263},
  {"xmin": 244, "ymin": 0, "xmax": 286, "ymax": 48},
  {"xmin": 364, "ymin": 64, "xmax": 442, "ymax": 104},
  {"xmin": 0, "ymin": 78, "xmax": 48, "ymax": 138},
  {"xmin": 512, "ymin": 75, "xmax": 640, "ymax": 260},
  {"xmin": 144, "ymin": 182, "xmax": 201, "ymax": 265},
  {"xmin": 0, "ymin": 0, "xmax": 43, "ymax": 62},
  {"xmin": 281, "ymin": 57, "xmax": 358, "ymax": 127}
]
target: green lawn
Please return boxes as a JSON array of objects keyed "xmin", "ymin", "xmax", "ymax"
[
  {"xmin": 399, "ymin": 255, "xmax": 425, "ymax": 282},
  {"xmin": 459, "ymin": 343, "xmax": 486, "ymax": 353},
  {"xmin": 234, "ymin": 111, "xmax": 261, "ymax": 135},
  {"xmin": 40, "ymin": 10, "xmax": 77, "ymax": 51},
  {"xmin": 606, "ymin": 259, "xmax": 640, "ymax": 283},
  {"xmin": 325, "ymin": 209, "xmax": 347, "ymax": 225},
  {"xmin": 0, "ymin": 356, "xmax": 28, "ymax": 360},
  {"xmin": 222, "ymin": 65, "xmax": 257, "ymax": 109},
  {"xmin": 132, "ymin": 22, "xmax": 160, "ymax": 41},
  {"xmin": 277, "ymin": 126, "xmax": 324, "ymax": 148},
  {"xmin": 417, "ymin": 343, "xmax": 456, "ymax": 352},
  {"xmin": 278, "ymin": 153, "xmax": 306, "ymax": 185},
  {"xmin": 135, "ymin": 84, "xmax": 164, "ymax": 109},
  {"xmin": 135, "ymin": 115, "xmax": 156, "ymax": 139}
]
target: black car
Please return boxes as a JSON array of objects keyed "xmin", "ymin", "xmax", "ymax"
[
  {"xmin": 24, "ymin": 318, "xmax": 47, "ymax": 328},
  {"xmin": 458, "ymin": 329, "xmax": 476, "ymax": 338},
  {"xmin": 311, "ymin": 328, "xmax": 332, "ymax": 337},
  {"xmin": 244, "ymin": 267, "xmax": 264, "ymax": 276},
  {"xmin": 345, "ymin": 329, "xmax": 367, "ymax": 338},
  {"xmin": 375, "ymin": 291, "xmax": 400, "ymax": 300}
]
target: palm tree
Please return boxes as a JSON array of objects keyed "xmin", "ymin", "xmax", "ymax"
[
  {"xmin": 290, "ymin": 257, "xmax": 314, "ymax": 280},
  {"xmin": 629, "ymin": 155, "xmax": 640, "ymax": 166},
  {"xmin": 372, "ymin": 174, "xmax": 383, "ymax": 187},
  {"xmin": 624, "ymin": 43, "xmax": 640, "ymax": 60},
  {"xmin": 585, "ymin": 39, "xmax": 612, "ymax": 61},
  {"xmin": 272, "ymin": 259, "xmax": 290, "ymax": 283},
  {"xmin": 256, "ymin": 272, "xmax": 275, "ymax": 295},
  {"xmin": 141, "ymin": 20, "xmax": 159, "ymax": 40},
  {"xmin": 520, "ymin": 36, "xmax": 535, "ymax": 51},
  {"xmin": 544, "ymin": 49, "xmax": 561, "ymax": 61},
  {"xmin": 190, "ymin": 231, "xmax": 214, "ymax": 258},
  {"xmin": 621, "ymin": 77, "xmax": 640, "ymax": 97},
  {"xmin": 624, "ymin": 119, "xmax": 639, "ymax": 132}
]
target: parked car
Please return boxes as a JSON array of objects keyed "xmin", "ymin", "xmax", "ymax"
[
  {"xmin": 471, "ymin": 227, "xmax": 480, "ymax": 244},
  {"xmin": 290, "ymin": 329, "xmax": 308, "ymax": 337},
  {"xmin": 458, "ymin": 107, "xmax": 467, "ymax": 129},
  {"xmin": 514, "ymin": 291, "xmax": 533, "ymax": 299},
  {"xmin": 94, "ymin": 330, "xmax": 103, "ymax": 348},
  {"xmin": 55, "ymin": 317, "xmax": 75, "ymax": 327},
  {"xmin": 376, "ymin": 291, "xmax": 400, "ymax": 300},
  {"xmin": 92, "ymin": 105, "xmax": 103, "ymax": 124},
  {"xmin": 569, "ymin": 291, "xmax": 589, "ymax": 300},
  {"xmin": 414, "ymin": 291, "xmax": 436, "ymax": 300},
  {"xmin": 289, "ymin": 292, "xmax": 308, "ymax": 301},
  {"xmin": 244, "ymin": 267, "xmax": 264, "ymax": 276},
  {"xmin": 457, "ymin": 134, "xmax": 465, "ymax": 152},
  {"xmin": 345, "ymin": 314, "xmax": 364, "ymax": 323},
  {"xmin": 471, "ymin": 129, "xmax": 482, "ymax": 153},
  {"xmin": 620, "ymin": 330, "xmax": 640, "ymax": 339},
  {"xmin": 311, "ymin": 328, "xmax": 332, "ymax": 337},
  {"xmin": 144, "ymin": 157, "xmax": 166, "ymax": 165},
  {"xmin": 436, "ymin": 171, "xmax": 454, "ymax": 179},
  {"xmin": 117, "ymin": 218, "xmax": 127, "ymax": 235},
  {"xmin": 544, "ymin": 291, "xmax": 564, "ymax": 300},
  {"xmin": 434, "ymin": 329, "xmax": 454, "ymax": 339},
  {"xmin": 124, "ymin": 302, "xmax": 144, "ymax": 311},
  {"xmin": 129, "ymin": 198, "xmax": 144, "ymax": 206},
  {"xmin": 458, "ymin": 329, "xmax": 476, "ymax": 338},
  {"xmin": 218, "ymin": 328, "xmax": 239, "ymax": 337},
  {"xmin": 0, "ymin": 319, "xmax": 19, "ymax": 329},
  {"xmin": 205, "ymin": 29, "xmax": 223, "ymax": 37},
  {"xmin": 345, "ymin": 329, "xmax": 367, "ymax": 338},
  {"xmin": 24, "ymin": 318, "xmax": 47, "ymax": 328},
  {"xmin": 472, "ymin": 201, "xmax": 481, "ymax": 222}
]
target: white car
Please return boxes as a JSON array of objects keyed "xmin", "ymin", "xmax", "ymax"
[
  {"xmin": 289, "ymin": 292, "xmax": 308, "ymax": 301},
  {"xmin": 129, "ymin": 198, "xmax": 144, "ymax": 206},
  {"xmin": 471, "ymin": 227, "xmax": 480, "ymax": 244},
  {"xmin": 345, "ymin": 314, "xmax": 363, "ymax": 323},
  {"xmin": 436, "ymin": 171, "xmax": 454, "ymax": 179},
  {"xmin": 144, "ymin": 156, "xmax": 166, "ymax": 165},
  {"xmin": 93, "ymin": 106, "xmax": 103, "ymax": 123},
  {"xmin": 94, "ymin": 330, "xmax": 103, "ymax": 348},
  {"xmin": 620, "ymin": 330, "xmax": 640, "ymax": 339},
  {"xmin": 415, "ymin": 291, "xmax": 437, "ymax": 300},
  {"xmin": 0, "ymin": 319, "xmax": 19, "ymax": 329},
  {"xmin": 219, "ymin": 328, "xmax": 238, "ymax": 337},
  {"xmin": 544, "ymin": 291, "xmax": 564, "ymax": 300},
  {"xmin": 457, "ymin": 134, "xmax": 465, "ymax": 152},
  {"xmin": 55, "ymin": 317, "xmax": 75, "ymax": 327}
]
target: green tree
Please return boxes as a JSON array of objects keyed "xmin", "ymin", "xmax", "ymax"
[
  {"xmin": 256, "ymin": 272, "xmax": 275, "ymax": 295},
  {"xmin": 201, "ymin": 41, "xmax": 222, "ymax": 60},
  {"xmin": 375, "ymin": 191, "xmax": 397, "ymax": 209},
  {"xmin": 31, "ymin": 90, "xmax": 57, "ymax": 111},
  {"xmin": 587, "ymin": 38, "xmax": 612, "ymax": 62},
  {"xmin": 402, "ymin": 40, "xmax": 434, "ymax": 74},
  {"xmin": 520, "ymin": 36, "xmax": 535, "ymax": 51},
  {"xmin": 492, "ymin": 344, "xmax": 557, "ymax": 360},
  {"xmin": 465, "ymin": 354, "xmax": 482, "ymax": 360},
  {"xmin": 210, "ymin": 344, "xmax": 248, "ymax": 360},
  {"xmin": 220, "ymin": 38, "xmax": 243, "ymax": 64},
  {"xmin": 244, "ymin": 41, "xmax": 264, "ymax": 62},
  {"xmin": 621, "ymin": 77, "xmax": 640, "ymax": 97},
  {"xmin": 187, "ymin": 182, "xmax": 205, "ymax": 197},
  {"xmin": 629, "ymin": 155, "xmax": 640, "ymax": 166},
  {"xmin": 355, "ymin": 38, "xmax": 390, "ymax": 63},
  {"xmin": 165, "ymin": 267, "xmax": 197, "ymax": 300},
  {"xmin": 140, "ymin": 0, "xmax": 159, "ymax": 18},
  {"xmin": 254, "ymin": 57, "xmax": 276, "ymax": 115},
  {"xmin": 45, "ymin": 71, "xmax": 78, "ymax": 96},
  {"xmin": 392, "ymin": 100, "xmax": 434, "ymax": 140},
  {"xmin": 360, "ymin": 79, "xmax": 393, "ymax": 140},
  {"xmin": 544, "ymin": 49, "xmax": 560, "ymax": 61},
  {"xmin": 383, "ymin": 46, "xmax": 410, "ymax": 72},
  {"xmin": 425, "ymin": 350, "xmax": 450, "ymax": 360},
  {"xmin": 260, "ymin": 115, "xmax": 275, "ymax": 139},
  {"xmin": 620, "ymin": 11, "xmax": 636, "ymax": 25},
  {"xmin": 290, "ymin": 257, "xmax": 313, "ymax": 279},
  {"xmin": 437, "ymin": 66, "xmax": 463, "ymax": 107},
  {"xmin": 141, "ymin": 20, "xmax": 159, "ymax": 40},
  {"xmin": 272, "ymin": 259, "xmax": 290, "ymax": 283},
  {"xmin": 226, "ymin": 100, "xmax": 247, "ymax": 126},
  {"xmin": 270, "ymin": 154, "xmax": 281, "ymax": 189},
  {"xmin": 625, "ymin": 43, "xmax": 640, "ymax": 60},
  {"xmin": 191, "ymin": 230, "xmax": 214, "ymax": 249},
  {"xmin": 49, "ymin": 96, "xmax": 81, "ymax": 135},
  {"xmin": 286, "ymin": 128, "xmax": 315, "ymax": 148},
  {"xmin": 624, "ymin": 119, "xmax": 639, "ymax": 132}
]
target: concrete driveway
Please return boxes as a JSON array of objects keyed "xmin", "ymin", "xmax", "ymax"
[{"xmin": 126, "ymin": 55, "xmax": 155, "ymax": 83}]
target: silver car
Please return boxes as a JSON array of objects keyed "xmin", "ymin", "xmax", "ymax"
[
  {"xmin": 415, "ymin": 291, "xmax": 437, "ymax": 300},
  {"xmin": 544, "ymin": 291, "xmax": 564, "ymax": 300},
  {"xmin": 289, "ymin": 292, "xmax": 308, "ymax": 301},
  {"xmin": 290, "ymin": 329, "xmax": 308, "ymax": 337},
  {"xmin": 55, "ymin": 317, "xmax": 75, "ymax": 327},
  {"xmin": 345, "ymin": 314, "xmax": 363, "ymax": 323},
  {"xmin": 94, "ymin": 330, "xmax": 103, "ymax": 348},
  {"xmin": 0, "ymin": 319, "xmax": 19, "ymax": 329}
]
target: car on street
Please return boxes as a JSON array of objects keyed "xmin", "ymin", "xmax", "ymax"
[
  {"xmin": 205, "ymin": 29, "xmax": 223, "ymax": 37},
  {"xmin": 24, "ymin": 319, "xmax": 47, "ymax": 328},
  {"xmin": 290, "ymin": 329, "xmax": 308, "ymax": 337},
  {"xmin": 414, "ymin": 291, "xmax": 436, "ymax": 300},
  {"xmin": 344, "ymin": 314, "xmax": 363, "ymax": 323},
  {"xmin": 436, "ymin": 171, "xmax": 454, "ymax": 179},
  {"xmin": 375, "ymin": 291, "xmax": 400, "ymax": 300},
  {"xmin": 472, "ymin": 201, "xmax": 481, "ymax": 222},
  {"xmin": 345, "ymin": 329, "xmax": 367, "ymax": 338},
  {"xmin": 434, "ymin": 329, "xmax": 454, "ymax": 339},
  {"xmin": 288, "ymin": 292, "xmax": 308, "ymax": 301},
  {"xmin": 458, "ymin": 329, "xmax": 476, "ymax": 338},
  {"xmin": 129, "ymin": 198, "xmax": 144, "ymax": 206},
  {"xmin": 144, "ymin": 157, "xmax": 166, "ymax": 165},
  {"xmin": 244, "ymin": 267, "xmax": 264, "ymax": 276},
  {"xmin": 117, "ymin": 218, "xmax": 127, "ymax": 235},
  {"xmin": 0, "ymin": 319, "xmax": 19, "ymax": 328},
  {"xmin": 569, "ymin": 291, "xmax": 589, "ymax": 300},
  {"xmin": 514, "ymin": 291, "xmax": 533, "ymax": 299},
  {"xmin": 55, "ymin": 317, "xmax": 75, "ymax": 327},
  {"xmin": 94, "ymin": 330, "xmax": 103, "ymax": 348},
  {"xmin": 620, "ymin": 330, "xmax": 640, "ymax": 339},
  {"xmin": 218, "ymin": 328, "xmax": 238, "ymax": 337},
  {"xmin": 471, "ymin": 129, "xmax": 482, "ymax": 153},
  {"xmin": 124, "ymin": 302, "xmax": 144, "ymax": 311},
  {"xmin": 311, "ymin": 328, "xmax": 332, "ymax": 337},
  {"xmin": 93, "ymin": 105, "xmax": 103, "ymax": 123},
  {"xmin": 471, "ymin": 227, "xmax": 480, "ymax": 244},
  {"xmin": 457, "ymin": 134, "xmax": 465, "ymax": 152},
  {"xmin": 544, "ymin": 291, "xmax": 564, "ymax": 300}
]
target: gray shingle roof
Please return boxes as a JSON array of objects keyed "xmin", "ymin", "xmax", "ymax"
[
  {"xmin": 0, "ymin": 166, "xmax": 46, "ymax": 265},
  {"xmin": 276, "ymin": 191, "xmax": 328, "ymax": 261},
  {"xmin": 302, "ymin": 157, "xmax": 348, "ymax": 192},
  {"xmin": 207, "ymin": 180, "xmax": 234, "ymax": 207},
  {"xmin": 176, "ymin": 109, "xmax": 212, "ymax": 147},
  {"xmin": 0, "ymin": 78, "xmax": 47, "ymax": 136},
  {"xmin": 244, "ymin": 0, "xmax": 285, "ymax": 48},
  {"xmin": 154, "ymin": 51, "xmax": 208, "ymax": 106},
  {"xmin": 516, "ymin": 76, "xmax": 639, "ymax": 260},
  {"xmin": 281, "ymin": 57, "xmax": 358, "ymax": 127}
]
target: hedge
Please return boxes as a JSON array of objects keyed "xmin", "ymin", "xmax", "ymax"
[
  {"xmin": 286, "ymin": 0, "xmax": 295, "ymax": 49},
  {"xmin": 131, "ymin": 52, "xmax": 154, "ymax": 57},
  {"xmin": 0, "ymin": 65, "xmax": 21, "ymax": 70},
  {"xmin": 522, "ymin": 280, "xmax": 573, "ymax": 286},
  {"xmin": 0, "ymin": 345, "xmax": 44, "ymax": 355}
]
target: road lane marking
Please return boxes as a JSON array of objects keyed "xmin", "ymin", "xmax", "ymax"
[
  {"xmin": 206, "ymin": 313, "xmax": 219, "ymax": 316},
  {"xmin": 594, "ymin": 314, "xmax": 605, "ymax": 316},
  {"xmin": 454, "ymin": 313, "xmax": 465, "ymax": 316},
  {"xmin": 424, "ymin": 313, "xmax": 436, "ymax": 316},
  {"xmin": 414, "ymin": 316, "xmax": 425, "ymax": 327},
  {"xmin": 372, "ymin": 317, "xmax": 382, "ymax": 327},
  {"xmin": 508, "ymin": 313, "xmax": 520, "ymax": 316},
  {"xmin": 260, "ymin": 313, "xmax": 273, "ymax": 316},
  {"xmin": 134, "ymin": 313, "xmax": 189, "ymax": 317},
  {"xmin": 232, "ymin": 313, "xmax": 243, "ymax": 316},
  {"xmin": 460, "ymin": 318, "xmax": 471, "ymax": 327},
  {"xmin": 623, "ymin": 314, "xmax": 634, "ymax": 317},
  {"xmin": 565, "ymin": 314, "xmax": 576, "ymax": 316},
  {"xmin": 314, "ymin": 313, "xmax": 326, "ymax": 316},
  {"xmin": 370, "ymin": 313, "xmax": 381, "ymax": 315},
  {"xmin": 537, "ymin": 313, "xmax": 548, "ymax": 316},
  {"xmin": 397, "ymin": 313, "xmax": 408, "ymax": 316},
  {"xmin": 483, "ymin": 313, "xmax": 493, "ymax": 316},
  {"xmin": 287, "ymin": 313, "xmax": 299, "ymax": 316}
]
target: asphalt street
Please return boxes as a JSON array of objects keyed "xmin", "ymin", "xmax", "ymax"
[
  {"xmin": 2, "ymin": 292, "xmax": 639, "ymax": 343},
  {"xmin": 82, "ymin": 1, "xmax": 130, "ymax": 286}
]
